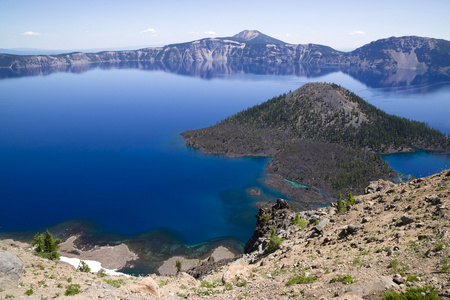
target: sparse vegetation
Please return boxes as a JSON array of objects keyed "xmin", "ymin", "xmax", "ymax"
[
  {"xmin": 235, "ymin": 279, "xmax": 247, "ymax": 287},
  {"xmin": 104, "ymin": 278, "xmax": 125, "ymax": 288},
  {"xmin": 330, "ymin": 274, "xmax": 356, "ymax": 284},
  {"xmin": 158, "ymin": 279, "xmax": 168, "ymax": 287},
  {"xmin": 24, "ymin": 289, "xmax": 33, "ymax": 296},
  {"xmin": 64, "ymin": 284, "xmax": 81, "ymax": 296},
  {"xmin": 292, "ymin": 212, "xmax": 309, "ymax": 230},
  {"xmin": 286, "ymin": 273, "xmax": 317, "ymax": 285},
  {"xmin": 97, "ymin": 268, "xmax": 107, "ymax": 277},
  {"xmin": 381, "ymin": 286, "xmax": 441, "ymax": 300}
]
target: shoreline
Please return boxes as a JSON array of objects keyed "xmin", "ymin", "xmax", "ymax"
[
  {"xmin": 157, "ymin": 246, "xmax": 237, "ymax": 276},
  {"xmin": 59, "ymin": 236, "xmax": 138, "ymax": 271}
]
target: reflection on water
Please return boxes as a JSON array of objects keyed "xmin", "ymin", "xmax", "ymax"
[
  {"xmin": 0, "ymin": 60, "xmax": 449, "ymax": 275},
  {"xmin": 1, "ymin": 61, "xmax": 448, "ymax": 92}
]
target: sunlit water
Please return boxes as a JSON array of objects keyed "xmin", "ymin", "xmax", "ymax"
[{"xmin": 0, "ymin": 64, "xmax": 449, "ymax": 272}]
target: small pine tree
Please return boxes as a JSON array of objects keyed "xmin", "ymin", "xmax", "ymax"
[
  {"xmin": 32, "ymin": 230, "xmax": 61, "ymax": 260},
  {"xmin": 336, "ymin": 193, "xmax": 347, "ymax": 213},
  {"xmin": 175, "ymin": 260, "xmax": 182, "ymax": 273},
  {"xmin": 265, "ymin": 227, "xmax": 283, "ymax": 253},
  {"xmin": 346, "ymin": 193, "xmax": 355, "ymax": 206},
  {"xmin": 78, "ymin": 261, "xmax": 91, "ymax": 273}
]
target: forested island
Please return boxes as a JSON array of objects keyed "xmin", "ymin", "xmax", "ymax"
[{"xmin": 181, "ymin": 82, "xmax": 450, "ymax": 208}]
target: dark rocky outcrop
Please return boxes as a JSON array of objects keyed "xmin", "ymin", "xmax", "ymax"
[
  {"xmin": 244, "ymin": 199, "xmax": 324, "ymax": 254},
  {"xmin": 244, "ymin": 199, "xmax": 293, "ymax": 253},
  {"xmin": 0, "ymin": 250, "xmax": 23, "ymax": 290},
  {"xmin": 186, "ymin": 256, "xmax": 235, "ymax": 279}
]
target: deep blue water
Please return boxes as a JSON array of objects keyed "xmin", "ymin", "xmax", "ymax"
[{"xmin": 1, "ymin": 64, "xmax": 450, "ymax": 249}]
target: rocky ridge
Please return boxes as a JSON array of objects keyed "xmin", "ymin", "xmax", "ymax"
[
  {"xmin": 1, "ymin": 31, "xmax": 448, "ymax": 72},
  {"xmin": 1, "ymin": 169, "xmax": 450, "ymax": 299}
]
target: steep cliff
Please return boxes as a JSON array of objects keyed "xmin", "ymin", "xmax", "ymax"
[{"xmin": 1, "ymin": 31, "xmax": 448, "ymax": 72}]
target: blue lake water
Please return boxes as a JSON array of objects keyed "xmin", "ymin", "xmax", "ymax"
[{"xmin": 1, "ymin": 63, "xmax": 450, "ymax": 253}]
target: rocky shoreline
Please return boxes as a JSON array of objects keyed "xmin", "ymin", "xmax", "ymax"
[
  {"xmin": 1, "ymin": 169, "xmax": 450, "ymax": 299},
  {"xmin": 59, "ymin": 236, "xmax": 138, "ymax": 271}
]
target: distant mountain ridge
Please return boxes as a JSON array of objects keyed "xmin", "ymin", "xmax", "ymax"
[
  {"xmin": 226, "ymin": 30, "xmax": 287, "ymax": 45},
  {"xmin": 0, "ymin": 30, "xmax": 449, "ymax": 72}
]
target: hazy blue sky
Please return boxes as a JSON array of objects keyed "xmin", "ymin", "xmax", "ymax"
[{"xmin": 1, "ymin": 0, "xmax": 449, "ymax": 51}]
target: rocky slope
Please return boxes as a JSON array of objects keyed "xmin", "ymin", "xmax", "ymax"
[
  {"xmin": 1, "ymin": 169, "xmax": 450, "ymax": 299},
  {"xmin": 1, "ymin": 31, "xmax": 448, "ymax": 72}
]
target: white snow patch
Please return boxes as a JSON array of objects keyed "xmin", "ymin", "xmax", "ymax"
[{"xmin": 60, "ymin": 256, "xmax": 129, "ymax": 277}]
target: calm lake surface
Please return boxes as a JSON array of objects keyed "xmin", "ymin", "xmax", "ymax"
[{"xmin": 1, "ymin": 63, "xmax": 449, "ymax": 263}]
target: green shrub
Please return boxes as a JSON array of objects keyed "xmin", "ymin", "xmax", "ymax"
[
  {"xmin": 292, "ymin": 213, "xmax": 309, "ymax": 230},
  {"xmin": 97, "ymin": 268, "xmax": 107, "ymax": 277},
  {"xmin": 265, "ymin": 227, "xmax": 283, "ymax": 253},
  {"xmin": 381, "ymin": 286, "xmax": 440, "ymax": 300},
  {"xmin": 435, "ymin": 243, "xmax": 448, "ymax": 251},
  {"xmin": 64, "ymin": 284, "xmax": 81, "ymax": 296},
  {"xmin": 441, "ymin": 257, "xmax": 450, "ymax": 273},
  {"xmin": 330, "ymin": 274, "xmax": 356, "ymax": 284},
  {"xmin": 104, "ymin": 279, "xmax": 125, "ymax": 288},
  {"xmin": 406, "ymin": 275, "xmax": 418, "ymax": 282},
  {"xmin": 259, "ymin": 213, "xmax": 270, "ymax": 224},
  {"xmin": 24, "ymin": 289, "xmax": 34, "ymax": 296},
  {"xmin": 389, "ymin": 260, "xmax": 399, "ymax": 268},
  {"xmin": 286, "ymin": 273, "xmax": 317, "ymax": 285},
  {"xmin": 158, "ymin": 279, "xmax": 168, "ymax": 287},
  {"xmin": 235, "ymin": 279, "xmax": 247, "ymax": 287}
]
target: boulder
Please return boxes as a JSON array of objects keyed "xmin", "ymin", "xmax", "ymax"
[
  {"xmin": 400, "ymin": 214, "xmax": 415, "ymax": 225},
  {"xmin": 426, "ymin": 194, "xmax": 441, "ymax": 205},
  {"xmin": 365, "ymin": 179, "xmax": 393, "ymax": 194},
  {"xmin": 314, "ymin": 218, "xmax": 329, "ymax": 233},
  {"xmin": 176, "ymin": 272, "xmax": 198, "ymax": 287},
  {"xmin": 222, "ymin": 259, "xmax": 251, "ymax": 285},
  {"xmin": 0, "ymin": 250, "xmax": 23, "ymax": 290},
  {"xmin": 124, "ymin": 276, "xmax": 159, "ymax": 297},
  {"xmin": 393, "ymin": 274, "xmax": 404, "ymax": 285},
  {"xmin": 342, "ymin": 276, "xmax": 397, "ymax": 298}
]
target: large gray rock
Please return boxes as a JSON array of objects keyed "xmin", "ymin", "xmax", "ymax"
[
  {"xmin": 314, "ymin": 218, "xmax": 329, "ymax": 232},
  {"xmin": 0, "ymin": 250, "xmax": 23, "ymax": 290},
  {"xmin": 365, "ymin": 179, "xmax": 393, "ymax": 194},
  {"xmin": 123, "ymin": 276, "xmax": 159, "ymax": 297},
  {"xmin": 341, "ymin": 276, "xmax": 398, "ymax": 298}
]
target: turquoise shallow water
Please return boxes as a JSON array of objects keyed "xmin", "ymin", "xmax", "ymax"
[{"xmin": 0, "ymin": 64, "xmax": 449, "ymax": 273}]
